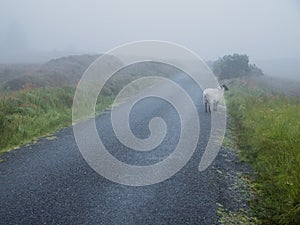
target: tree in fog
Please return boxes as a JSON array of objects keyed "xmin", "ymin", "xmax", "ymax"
[{"xmin": 213, "ymin": 53, "xmax": 263, "ymax": 79}]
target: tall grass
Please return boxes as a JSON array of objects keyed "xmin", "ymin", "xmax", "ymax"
[
  {"xmin": 0, "ymin": 87, "xmax": 112, "ymax": 153},
  {"xmin": 226, "ymin": 83, "xmax": 300, "ymax": 224}
]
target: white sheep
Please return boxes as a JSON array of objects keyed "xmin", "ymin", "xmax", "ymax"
[{"xmin": 203, "ymin": 84, "xmax": 228, "ymax": 113}]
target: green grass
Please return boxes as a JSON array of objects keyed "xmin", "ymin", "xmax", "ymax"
[
  {"xmin": 0, "ymin": 87, "xmax": 113, "ymax": 154},
  {"xmin": 226, "ymin": 82, "xmax": 300, "ymax": 224},
  {"xmin": 0, "ymin": 62, "xmax": 163, "ymax": 154}
]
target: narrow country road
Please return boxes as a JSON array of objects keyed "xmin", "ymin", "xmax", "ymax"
[{"xmin": 0, "ymin": 75, "xmax": 225, "ymax": 225}]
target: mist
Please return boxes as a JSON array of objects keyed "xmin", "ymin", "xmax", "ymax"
[{"xmin": 0, "ymin": 0, "xmax": 299, "ymax": 79}]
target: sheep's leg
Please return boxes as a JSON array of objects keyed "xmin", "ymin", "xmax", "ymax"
[
  {"xmin": 213, "ymin": 101, "xmax": 217, "ymax": 111},
  {"xmin": 216, "ymin": 101, "xmax": 220, "ymax": 111},
  {"xmin": 204, "ymin": 96, "xmax": 209, "ymax": 113}
]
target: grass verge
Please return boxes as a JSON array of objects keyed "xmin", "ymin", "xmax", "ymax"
[
  {"xmin": 225, "ymin": 82, "xmax": 300, "ymax": 224},
  {"xmin": 0, "ymin": 87, "xmax": 113, "ymax": 154}
]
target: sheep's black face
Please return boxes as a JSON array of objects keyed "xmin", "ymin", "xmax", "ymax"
[{"xmin": 222, "ymin": 84, "xmax": 229, "ymax": 91}]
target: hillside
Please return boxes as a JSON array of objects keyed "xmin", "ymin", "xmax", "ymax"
[
  {"xmin": 0, "ymin": 55, "xmax": 182, "ymax": 96},
  {"xmin": 0, "ymin": 64, "xmax": 38, "ymax": 84},
  {"xmin": 1, "ymin": 54, "xmax": 104, "ymax": 90}
]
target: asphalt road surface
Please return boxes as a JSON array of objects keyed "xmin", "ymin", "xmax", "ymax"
[{"xmin": 0, "ymin": 75, "xmax": 225, "ymax": 225}]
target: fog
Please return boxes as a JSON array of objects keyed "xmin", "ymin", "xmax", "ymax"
[{"xmin": 0, "ymin": 0, "xmax": 299, "ymax": 78}]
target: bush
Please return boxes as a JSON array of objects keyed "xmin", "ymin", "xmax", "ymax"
[{"xmin": 213, "ymin": 54, "xmax": 264, "ymax": 79}]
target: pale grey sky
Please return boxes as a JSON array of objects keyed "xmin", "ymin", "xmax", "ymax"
[{"xmin": 0, "ymin": 0, "xmax": 299, "ymax": 63}]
